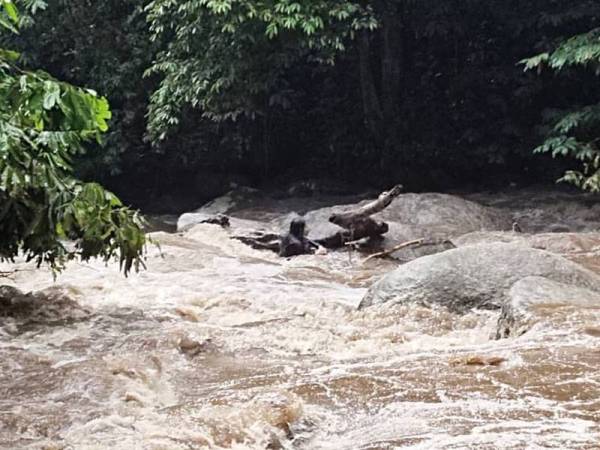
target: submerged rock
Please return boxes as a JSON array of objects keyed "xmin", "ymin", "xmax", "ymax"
[
  {"xmin": 496, "ymin": 276, "xmax": 600, "ymax": 339},
  {"xmin": 177, "ymin": 336, "xmax": 217, "ymax": 357},
  {"xmin": 0, "ymin": 285, "xmax": 90, "ymax": 328},
  {"xmin": 359, "ymin": 243, "xmax": 600, "ymax": 312}
]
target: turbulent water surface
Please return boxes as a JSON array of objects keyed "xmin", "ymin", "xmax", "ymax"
[{"xmin": 1, "ymin": 189, "xmax": 600, "ymax": 449}]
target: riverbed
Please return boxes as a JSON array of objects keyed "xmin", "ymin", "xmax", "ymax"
[{"xmin": 1, "ymin": 187, "xmax": 599, "ymax": 449}]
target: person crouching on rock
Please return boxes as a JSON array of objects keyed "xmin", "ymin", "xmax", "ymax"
[{"xmin": 279, "ymin": 217, "xmax": 320, "ymax": 257}]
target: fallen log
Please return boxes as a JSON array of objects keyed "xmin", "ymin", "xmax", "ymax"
[
  {"xmin": 232, "ymin": 231, "xmax": 280, "ymax": 252},
  {"xmin": 230, "ymin": 185, "xmax": 403, "ymax": 256},
  {"xmin": 329, "ymin": 184, "xmax": 403, "ymax": 229},
  {"xmin": 315, "ymin": 184, "xmax": 403, "ymax": 248},
  {"xmin": 200, "ymin": 214, "xmax": 230, "ymax": 227}
]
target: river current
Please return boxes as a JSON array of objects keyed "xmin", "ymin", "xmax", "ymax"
[{"xmin": 1, "ymin": 189, "xmax": 599, "ymax": 449}]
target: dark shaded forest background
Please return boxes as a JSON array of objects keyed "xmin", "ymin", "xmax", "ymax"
[{"xmin": 7, "ymin": 0, "xmax": 600, "ymax": 212}]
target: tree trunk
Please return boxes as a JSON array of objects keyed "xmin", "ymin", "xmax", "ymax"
[
  {"xmin": 358, "ymin": 30, "xmax": 384, "ymax": 147},
  {"xmin": 357, "ymin": 2, "xmax": 406, "ymax": 178},
  {"xmin": 380, "ymin": 3, "xmax": 404, "ymax": 175},
  {"xmin": 263, "ymin": 109, "xmax": 270, "ymax": 178}
]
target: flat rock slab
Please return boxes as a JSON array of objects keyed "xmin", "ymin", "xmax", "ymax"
[
  {"xmin": 496, "ymin": 276, "xmax": 600, "ymax": 339},
  {"xmin": 360, "ymin": 243, "xmax": 600, "ymax": 312}
]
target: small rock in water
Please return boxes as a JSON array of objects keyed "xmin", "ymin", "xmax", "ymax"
[
  {"xmin": 174, "ymin": 307, "xmax": 200, "ymax": 322},
  {"xmin": 124, "ymin": 392, "xmax": 145, "ymax": 405},
  {"xmin": 178, "ymin": 336, "xmax": 215, "ymax": 357},
  {"xmin": 583, "ymin": 327, "xmax": 600, "ymax": 338},
  {"xmin": 450, "ymin": 355, "xmax": 507, "ymax": 367},
  {"xmin": 0, "ymin": 285, "xmax": 90, "ymax": 329},
  {"xmin": 315, "ymin": 247, "xmax": 328, "ymax": 256}
]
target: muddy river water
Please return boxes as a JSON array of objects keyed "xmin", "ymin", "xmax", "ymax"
[{"xmin": 1, "ymin": 189, "xmax": 600, "ymax": 449}]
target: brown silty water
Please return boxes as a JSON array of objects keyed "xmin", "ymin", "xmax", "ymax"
[{"xmin": 1, "ymin": 189, "xmax": 600, "ymax": 449}]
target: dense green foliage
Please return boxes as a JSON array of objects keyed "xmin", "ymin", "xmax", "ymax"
[
  {"xmin": 6, "ymin": 0, "xmax": 153, "ymax": 183},
  {"xmin": 145, "ymin": 0, "xmax": 374, "ymax": 139},
  {"xmin": 0, "ymin": 1, "xmax": 146, "ymax": 273},
  {"xmin": 524, "ymin": 28, "xmax": 600, "ymax": 192},
  {"xmin": 4, "ymin": 1, "xmax": 600, "ymax": 213}
]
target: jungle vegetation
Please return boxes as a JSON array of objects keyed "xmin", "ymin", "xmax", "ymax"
[{"xmin": 1, "ymin": 0, "xmax": 600, "ymax": 267}]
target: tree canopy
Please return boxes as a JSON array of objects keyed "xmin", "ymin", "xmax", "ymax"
[
  {"xmin": 0, "ymin": 0, "xmax": 146, "ymax": 274},
  {"xmin": 3, "ymin": 0, "xmax": 600, "ymax": 213},
  {"xmin": 524, "ymin": 27, "xmax": 600, "ymax": 192}
]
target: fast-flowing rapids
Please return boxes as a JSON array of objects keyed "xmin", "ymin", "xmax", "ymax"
[{"xmin": 1, "ymin": 191, "xmax": 600, "ymax": 449}]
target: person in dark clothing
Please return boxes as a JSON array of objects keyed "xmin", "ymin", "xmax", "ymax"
[{"xmin": 279, "ymin": 217, "xmax": 318, "ymax": 257}]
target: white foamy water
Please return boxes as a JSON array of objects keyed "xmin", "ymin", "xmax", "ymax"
[{"xmin": 1, "ymin": 192, "xmax": 600, "ymax": 449}]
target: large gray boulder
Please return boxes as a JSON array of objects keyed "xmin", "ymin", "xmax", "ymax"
[
  {"xmin": 359, "ymin": 243, "xmax": 600, "ymax": 312},
  {"xmin": 496, "ymin": 276, "xmax": 600, "ymax": 339},
  {"xmin": 367, "ymin": 192, "xmax": 510, "ymax": 260},
  {"xmin": 375, "ymin": 193, "xmax": 511, "ymax": 236},
  {"xmin": 178, "ymin": 191, "xmax": 513, "ymax": 259}
]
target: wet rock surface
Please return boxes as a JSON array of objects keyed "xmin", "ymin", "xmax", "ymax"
[
  {"xmin": 360, "ymin": 243, "xmax": 600, "ymax": 311},
  {"xmin": 466, "ymin": 186, "xmax": 600, "ymax": 233},
  {"xmin": 178, "ymin": 186, "xmax": 370, "ymax": 232},
  {"xmin": 453, "ymin": 231, "xmax": 600, "ymax": 275},
  {"xmin": 496, "ymin": 276, "xmax": 600, "ymax": 339},
  {"xmin": 374, "ymin": 192, "xmax": 511, "ymax": 260},
  {"xmin": 181, "ymin": 190, "xmax": 513, "ymax": 262},
  {"xmin": 0, "ymin": 285, "xmax": 90, "ymax": 331}
]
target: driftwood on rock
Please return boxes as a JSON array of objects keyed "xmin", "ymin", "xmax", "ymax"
[
  {"xmin": 200, "ymin": 214, "xmax": 230, "ymax": 227},
  {"xmin": 362, "ymin": 238, "xmax": 456, "ymax": 263},
  {"xmin": 232, "ymin": 231, "xmax": 280, "ymax": 252},
  {"xmin": 315, "ymin": 184, "xmax": 403, "ymax": 248},
  {"xmin": 363, "ymin": 239, "xmax": 425, "ymax": 263},
  {"xmin": 228, "ymin": 185, "xmax": 404, "ymax": 256},
  {"xmin": 329, "ymin": 185, "xmax": 403, "ymax": 229}
]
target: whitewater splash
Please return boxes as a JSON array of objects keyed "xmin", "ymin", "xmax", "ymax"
[{"xmin": 1, "ymin": 189, "xmax": 600, "ymax": 449}]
